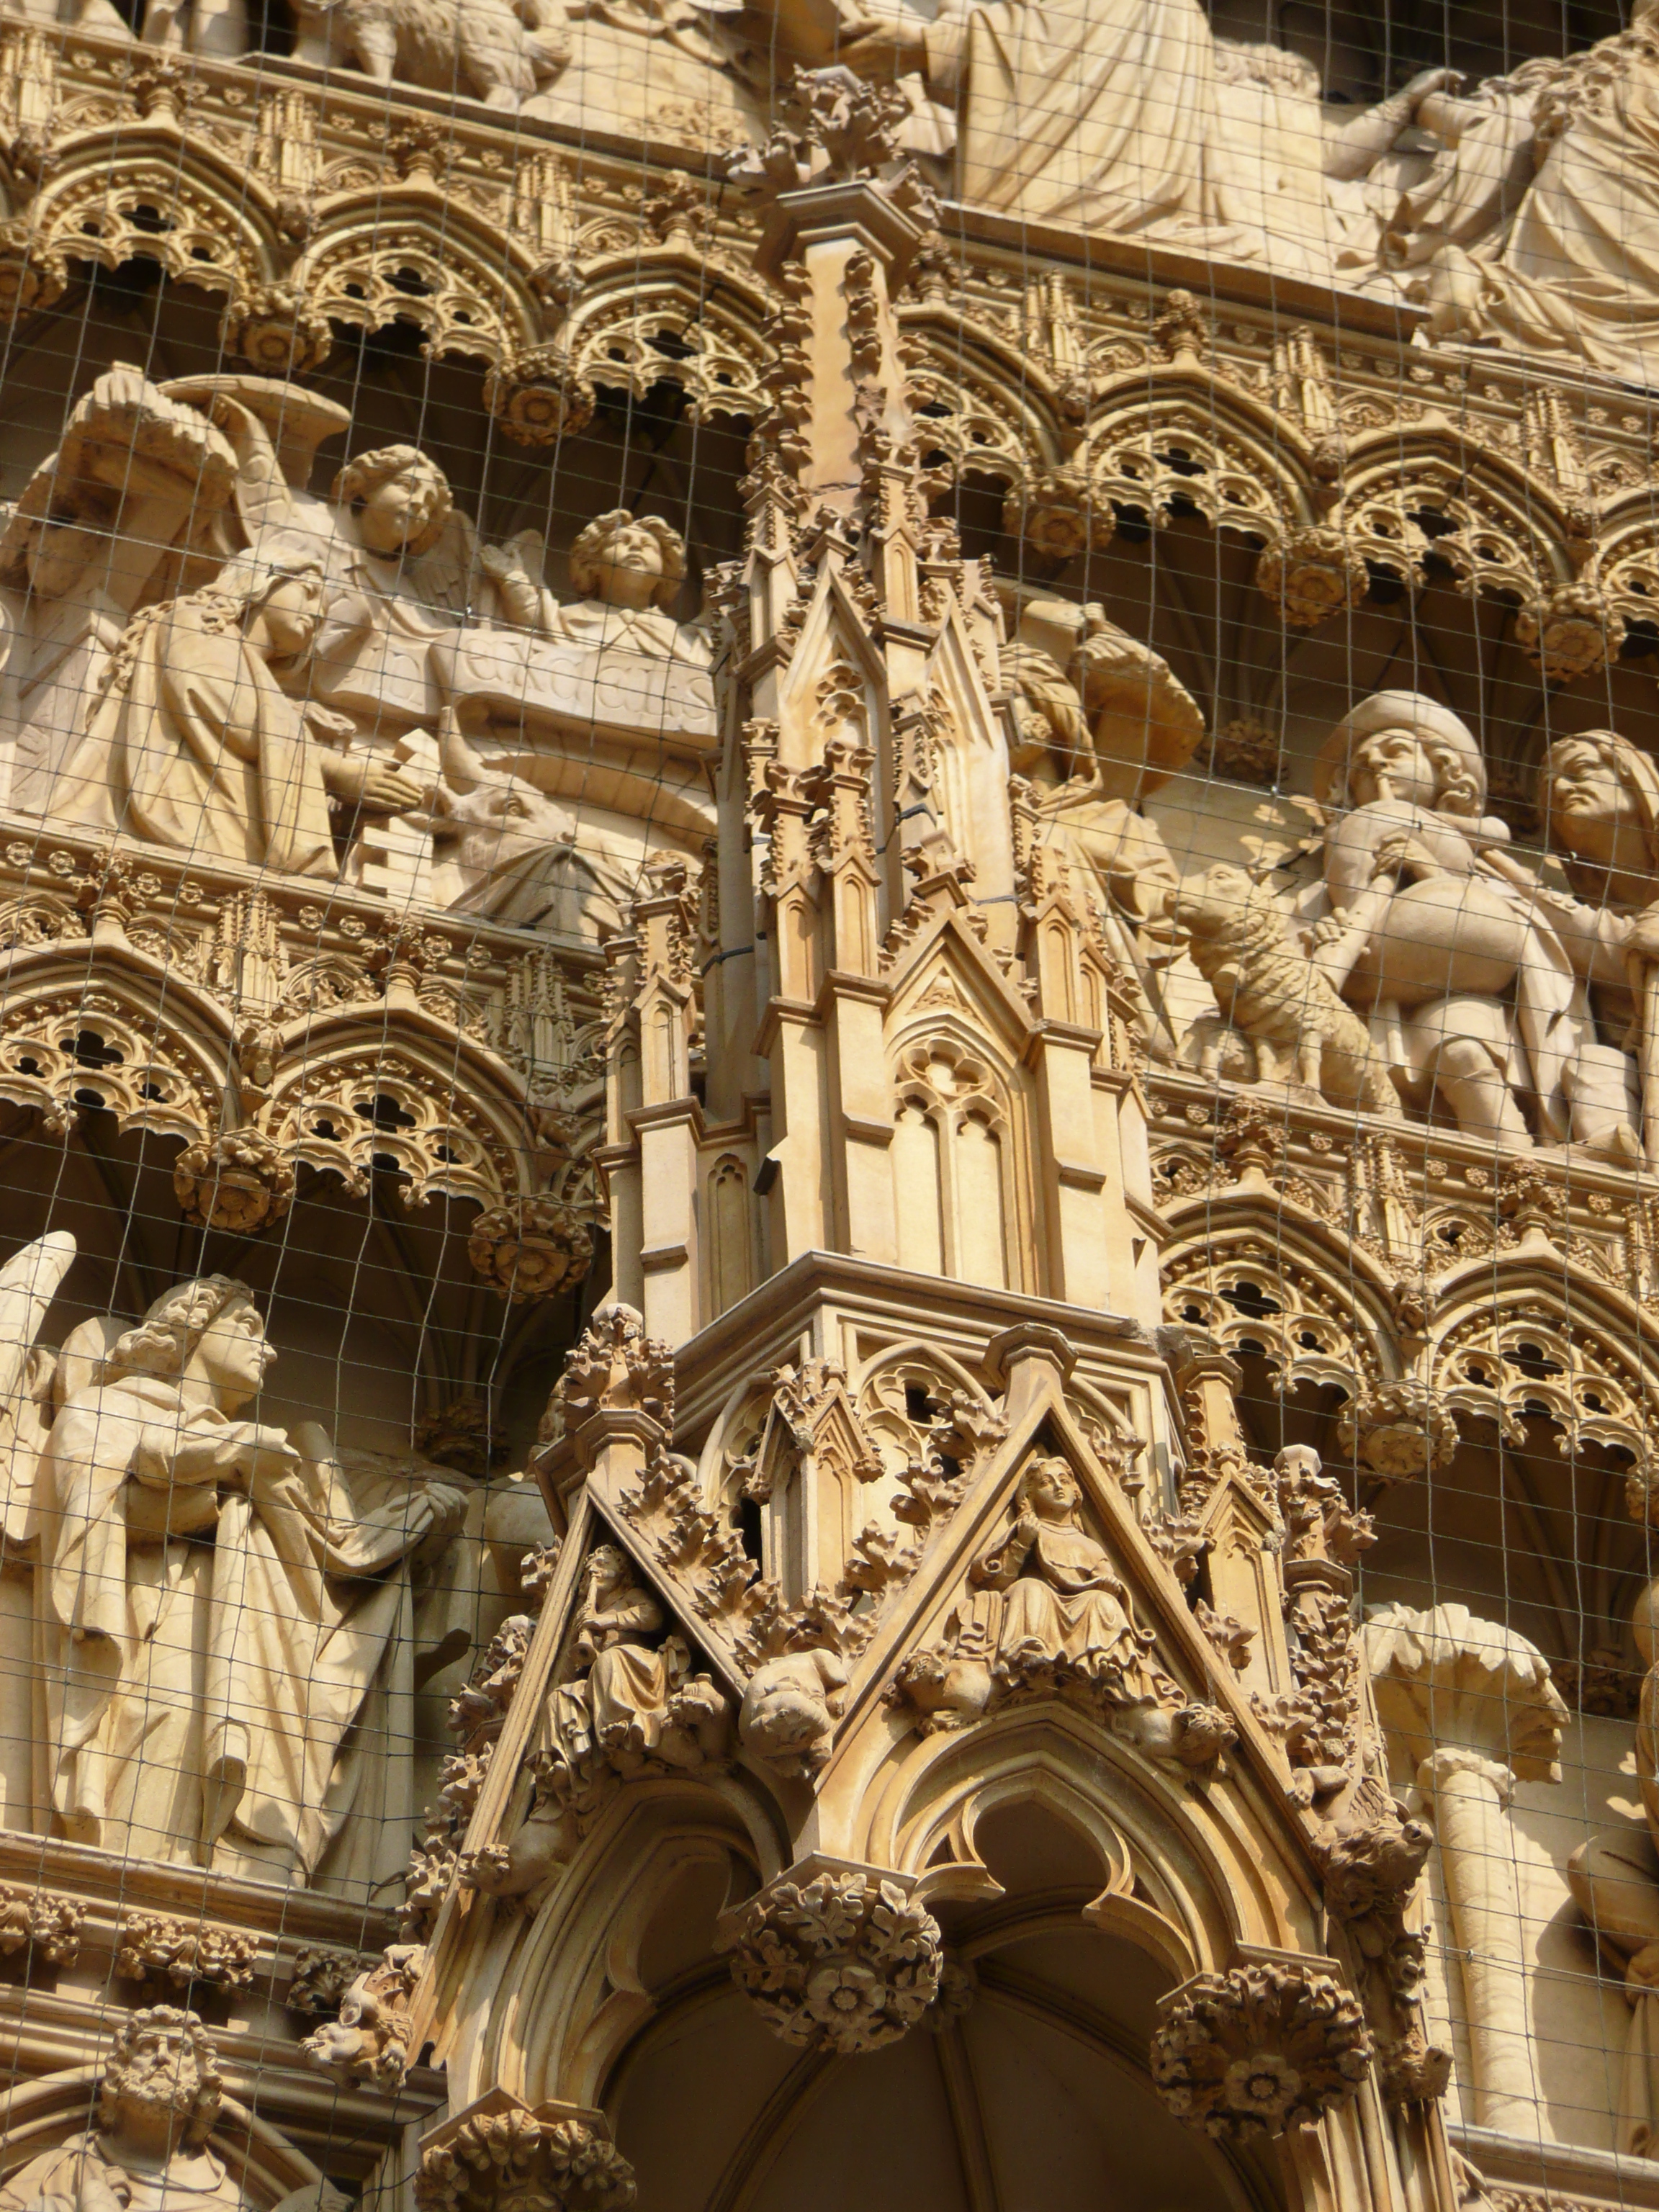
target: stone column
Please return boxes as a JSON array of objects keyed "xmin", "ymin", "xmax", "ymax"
[{"xmin": 1366, "ymin": 1603, "xmax": 1568, "ymax": 2136}]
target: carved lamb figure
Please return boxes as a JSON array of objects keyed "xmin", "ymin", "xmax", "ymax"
[
  {"xmin": 1173, "ymin": 863, "xmax": 1402, "ymax": 1120},
  {"xmin": 289, "ymin": 0, "xmax": 569, "ymax": 107}
]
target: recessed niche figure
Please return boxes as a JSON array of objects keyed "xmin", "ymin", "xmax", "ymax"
[
  {"xmin": 969, "ymin": 1455, "xmax": 1156, "ymax": 1697},
  {"xmin": 32, "ymin": 1271, "xmax": 466, "ymax": 1884},
  {"xmin": 1294, "ymin": 689, "xmax": 1638, "ymax": 1157},
  {"xmin": 45, "ymin": 559, "xmax": 419, "ymax": 875}
]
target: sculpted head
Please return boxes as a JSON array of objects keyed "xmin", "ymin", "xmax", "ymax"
[
  {"xmin": 1542, "ymin": 732, "xmax": 1659, "ymax": 887},
  {"xmin": 105, "ymin": 1276, "xmax": 271, "ymax": 1409},
  {"xmin": 569, "ymin": 510, "xmax": 687, "ymax": 613},
  {"xmin": 1019, "ymin": 1455, "xmax": 1080, "ymax": 1522},
  {"xmin": 1318, "ymin": 692, "xmax": 1484, "ymax": 819},
  {"xmin": 333, "ymin": 446, "xmax": 454, "ymax": 559},
  {"xmin": 98, "ymin": 2007, "xmax": 221, "ymax": 2156}
]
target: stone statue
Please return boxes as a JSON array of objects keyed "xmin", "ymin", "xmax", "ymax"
[
  {"xmin": 1210, "ymin": 43, "xmax": 1459, "ymax": 281},
  {"xmin": 33, "ymin": 1274, "xmax": 466, "ymax": 1885},
  {"xmin": 1007, "ymin": 598, "xmax": 1196, "ymax": 921},
  {"xmin": 1390, "ymin": 4, "xmax": 1659, "ymax": 380},
  {"xmin": 1173, "ymin": 863, "xmax": 1403, "ymax": 1118},
  {"xmin": 482, "ymin": 508, "xmax": 711, "ymax": 669},
  {"xmin": 839, "ymin": 0, "xmax": 1242, "ymax": 241},
  {"xmin": 1537, "ymin": 732, "xmax": 1659, "ymax": 1160},
  {"xmin": 1293, "ymin": 690, "xmax": 1636, "ymax": 1155},
  {"xmin": 0, "ymin": 2006, "xmax": 336, "ymax": 2212},
  {"xmin": 287, "ymin": 0, "xmax": 570, "ymax": 105},
  {"xmin": 838, "ymin": 0, "xmax": 1450, "ymax": 266},
  {"xmin": 45, "ymin": 559, "xmax": 416, "ymax": 876},
  {"xmin": 469, "ymin": 1545, "xmax": 727, "ymax": 1889},
  {"xmin": 968, "ymin": 1454, "xmax": 1156, "ymax": 1696},
  {"xmin": 547, "ymin": 1542, "xmax": 726, "ymax": 1775},
  {"xmin": 0, "ymin": 366, "xmax": 239, "ymax": 818}
]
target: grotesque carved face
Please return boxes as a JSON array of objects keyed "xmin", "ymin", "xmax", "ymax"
[
  {"xmin": 1547, "ymin": 740, "xmax": 1637, "ymax": 850},
  {"xmin": 194, "ymin": 1298, "xmax": 274, "ymax": 1406},
  {"xmin": 1349, "ymin": 728, "xmax": 1439, "ymax": 810}
]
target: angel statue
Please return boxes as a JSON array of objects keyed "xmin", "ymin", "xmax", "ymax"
[{"xmin": 6, "ymin": 1247, "xmax": 467, "ymax": 1887}]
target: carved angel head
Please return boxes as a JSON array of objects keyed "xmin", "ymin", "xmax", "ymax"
[
  {"xmin": 332, "ymin": 444, "xmax": 454, "ymax": 559},
  {"xmin": 104, "ymin": 1275, "xmax": 265, "ymax": 1394},
  {"xmin": 569, "ymin": 508, "xmax": 688, "ymax": 611}
]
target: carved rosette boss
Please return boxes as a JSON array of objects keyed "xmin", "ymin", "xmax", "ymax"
[
  {"xmin": 174, "ymin": 1128, "xmax": 295, "ymax": 1234},
  {"xmin": 1151, "ymin": 1958, "xmax": 1373, "ymax": 2140},
  {"xmin": 468, "ymin": 1197, "xmax": 595, "ymax": 1301},
  {"xmin": 718, "ymin": 1862, "xmax": 944, "ymax": 2054},
  {"xmin": 416, "ymin": 2100, "xmax": 637, "ymax": 2212}
]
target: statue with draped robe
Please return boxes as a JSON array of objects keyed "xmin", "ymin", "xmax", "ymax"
[{"xmin": 32, "ymin": 1271, "xmax": 466, "ymax": 1888}]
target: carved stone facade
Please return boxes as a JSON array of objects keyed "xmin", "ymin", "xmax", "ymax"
[{"xmin": 1, "ymin": 3, "xmax": 1658, "ymax": 2209}]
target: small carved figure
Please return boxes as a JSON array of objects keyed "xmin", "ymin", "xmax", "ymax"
[
  {"xmin": 1173, "ymin": 863, "xmax": 1403, "ymax": 1118},
  {"xmin": 472, "ymin": 1546, "xmax": 727, "ymax": 1893},
  {"xmin": 970, "ymin": 1455, "xmax": 1157, "ymax": 1697},
  {"xmin": 482, "ymin": 508, "xmax": 711, "ymax": 668},
  {"xmin": 739, "ymin": 1646, "xmax": 850, "ymax": 1769}
]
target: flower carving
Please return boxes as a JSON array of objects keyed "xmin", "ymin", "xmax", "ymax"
[
  {"xmin": 719, "ymin": 1866, "xmax": 943, "ymax": 2054},
  {"xmin": 1151, "ymin": 1960, "xmax": 1372, "ymax": 2141}
]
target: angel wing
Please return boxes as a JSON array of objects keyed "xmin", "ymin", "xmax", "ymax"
[{"xmin": 0, "ymin": 1231, "xmax": 75, "ymax": 1549}]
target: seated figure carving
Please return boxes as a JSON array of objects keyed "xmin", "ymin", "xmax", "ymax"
[
  {"xmin": 287, "ymin": 0, "xmax": 570, "ymax": 105},
  {"xmin": 470, "ymin": 1544, "xmax": 727, "ymax": 1891},
  {"xmin": 969, "ymin": 1455, "xmax": 1158, "ymax": 1699},
  {"xmin": 1287, "ymin": 690, "xmax": 1635, "ymax": 1154},
  {"xmin": 1382, "ymin": 3, "xmax": 1659, "ymax": 383},
  {"xmin": 45, "ymin": 560, "xmax": 419, "ymax": 875}
]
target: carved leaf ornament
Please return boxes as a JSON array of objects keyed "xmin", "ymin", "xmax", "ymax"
[
  {"xmin": 1151, "ymin": 1961, "xmax": 1373, "ymax": 2140},
  {"xmin": 719, "ymin": 1868, "xmax": 944, "ymax": 2054}
]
